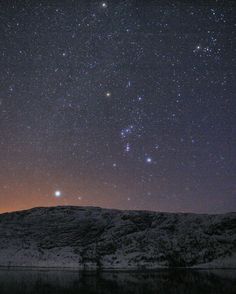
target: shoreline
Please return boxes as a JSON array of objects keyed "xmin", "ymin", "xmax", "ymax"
[{"xmin": 0, "ymin": 265, "xmax": 236, "ymax": 272}]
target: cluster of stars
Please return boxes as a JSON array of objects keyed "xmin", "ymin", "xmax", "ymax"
[{"xmin": 0, "ymin": 1, "xmax": 235, "ymax": 213}]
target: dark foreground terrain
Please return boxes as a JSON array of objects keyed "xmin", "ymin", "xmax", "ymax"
[{"xmin": 0, "ymin": 206, "xmax": 235, "ymax": 269}]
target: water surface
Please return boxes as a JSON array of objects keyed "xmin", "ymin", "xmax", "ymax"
[{"xmin": 0, "ymin": 268, "xmax": 235, "ymax": 294}]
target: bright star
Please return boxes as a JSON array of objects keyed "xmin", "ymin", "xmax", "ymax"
[
  {"xmin": 125, "ymin": 143, "xmax": 130, "ymax": 152},
  {"xmin": 54, "ymin": 190, "xmax": 62, "ymax": 197},
  {"xmin": 146, "ymin": 157, "xmax": 152, "ymax": 163},
  {"xmin": 102, "ymin": 2, "xmax": 107, "ymax": 8},
  {"xmin": 106, "ymin": 91, "xmax": 111, "ymax": 97}
]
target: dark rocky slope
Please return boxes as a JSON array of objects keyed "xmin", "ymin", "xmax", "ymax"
[{"xmin": 0, "ymin": 206, "xmax": 235, "ymax": 269}]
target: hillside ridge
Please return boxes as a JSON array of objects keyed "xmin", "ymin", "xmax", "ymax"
[{"xmin": 0, "ymin": 206, "xmax": 235, "ymax": 269}]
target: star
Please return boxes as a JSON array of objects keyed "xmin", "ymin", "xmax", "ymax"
[
  {"xmin": 54, "ymin": 191, "xmax": 62, "ymax": 197},
  {"xmin": 146, "ymin": 157, "xmax": 152, "ymax": 163},
  {"xmin": 9, "ymin": 85, "xmax": 14, "ymax": 92},
  {"xmin": 126, "ymin": 80, "xmax": 131, "ymax": 88},
  {"xmin": 125, "ymin": 143, "xmax": 131, "ymax": 152},
  {"xmin": 105, "ymin": 91, "xmax": 111, "ymax": 97},
  {"xmin": 101, "ymin": 2, "xmax": 107, "ymax": 8}
]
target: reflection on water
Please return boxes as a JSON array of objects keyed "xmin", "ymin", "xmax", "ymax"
[{"xmin": 0, "ymin": 268, "xmax": 235, "ymax": 294}]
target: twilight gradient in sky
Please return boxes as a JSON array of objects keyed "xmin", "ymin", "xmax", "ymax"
[{"xmin": 0, "ymin": 1, "xmax": 235, "ymax": 213}]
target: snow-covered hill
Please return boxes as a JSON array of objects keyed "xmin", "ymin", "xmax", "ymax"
[{"xmin": 0, "ymin": 206, "xmax": 235, "ymax": 269}]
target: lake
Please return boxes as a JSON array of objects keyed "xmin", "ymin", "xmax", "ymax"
[{"xmin": 0, "ymin": 268, "xmax": 235, "ymax": 294}]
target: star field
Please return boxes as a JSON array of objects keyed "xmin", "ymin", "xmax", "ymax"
[{"xmin": 0, "ymin": 1, "xmax": 235, "ymax": 213}]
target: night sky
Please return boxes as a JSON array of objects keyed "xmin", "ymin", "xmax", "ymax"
[{"xmin": 0, "ymin": 1, "xmax": 235, "ymax": 214}]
